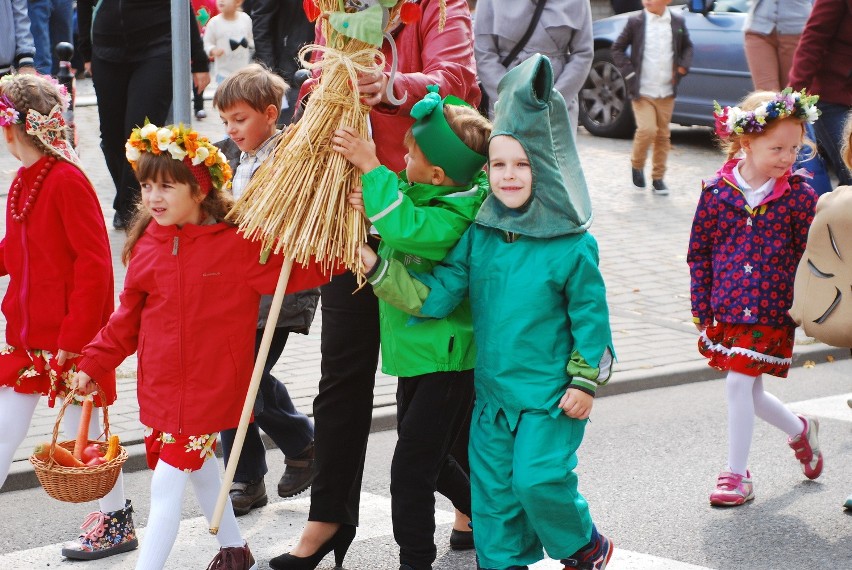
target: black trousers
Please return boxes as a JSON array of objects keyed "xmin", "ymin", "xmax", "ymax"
[
  {"xmin": 91, "ymin": 54, "xmax": 172, "ymax": 224},
  {"xmin": 309, "ymin": 269, "xmax": 380, "ymax": 525},
  {"xmin": 393, "ymin": 370, "xmax": 474, "ymax": 570},
  {"xmin": 220, "ymin": 327, "xmax": 314, "ymax": 482}
]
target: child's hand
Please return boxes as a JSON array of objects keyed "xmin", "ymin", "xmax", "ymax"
[
  {"xmin": 348, "ymin": 186, "xmax": 365, "ymax": 216},
  {"xmin": 360, "ymin": 243, "xmax": 378, "ymax": 273},
  {"xmin": 559, "ymin": 387, "xmax": 593, "ymax": 420},
  {"xmin": 56, "ymin": 349, "xmax": 80, "ymax": 367},
  {"xmin": 211, "ymin": 48, "xmax": 225, "ymax": 58},
  {"xmin": 71, "ymin": 371, "xmax": 96, "ymax": 396},
  {"xmin": 332, "ymin": 127, "xmax": 381, "ymax": 173}
]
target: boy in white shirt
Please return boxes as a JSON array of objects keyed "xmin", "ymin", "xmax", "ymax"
[
  {"xmin": 612, "ymin": 0, "xmax": 693, "ymax": 195},
  {"xmin": 204, "ymin": 0, "xmax": 254, "ymax": 82}
]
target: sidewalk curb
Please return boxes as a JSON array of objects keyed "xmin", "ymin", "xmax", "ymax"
[{"xmin": 4, "ymin": 344, "xmax": 846, "ymax": 495}]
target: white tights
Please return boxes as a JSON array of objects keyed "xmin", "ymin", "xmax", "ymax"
[
  {"xmin": 135, "ymin": 458, "xmax": 243, "ymax": 570},
  {"xmin": 725, "ymin": 371, "xmax": 805, "ymax": 476},
  {"xmin": 0, "ymin": 387, "xmax": 126, "ymax": 512}
]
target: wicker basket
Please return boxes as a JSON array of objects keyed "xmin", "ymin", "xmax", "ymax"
[{"xmin": 29, "ymin": 388, "xmax": 128, "ymax": 503}]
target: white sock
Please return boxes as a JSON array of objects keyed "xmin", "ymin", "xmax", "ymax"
[
  {"xmin": 136, "ymin": 461, "xmax": 189, "ymax": 570},
  {"xmin": 190, "ymin": 458, "xmax": 244, "ymax": 548},
  {"xmin": 726, "ymin": 371, "xmax": 756, "ymax": 476},
  {"xmin": 62, "ymin": 405, "xmax": 127, "ymax": 513},
  {"xmin": 752, "ymin": 375, "xmax": 804, "ymax": 437},
  {"xmin": 0, "ymin": 388, "xmax": 40, "ymax": 488}
]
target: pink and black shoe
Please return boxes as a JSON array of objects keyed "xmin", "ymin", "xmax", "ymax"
[
  {"xmin": 788, "ymin": 414, "xmax": 824, "ymax": 480},
  {"xmin": 562, "ymin": 531, "xmax": 614, "ymax": 570},
  {"xmin": 709, "ymin": 470, "xmax": 754, "ymax": 507},
  {"xmin": 61, "ymin": 500, "xmax": 139, "ymax": 560}
]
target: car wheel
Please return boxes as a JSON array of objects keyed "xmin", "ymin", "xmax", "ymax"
[{"xmin": 579, "ymin": 48, "xmax": 635, "ymax": 138}]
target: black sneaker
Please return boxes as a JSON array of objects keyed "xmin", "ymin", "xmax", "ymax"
[
  {"xmin": 631, "ymin": 168, "xmax": 646, "ymax": 189},
  {"xmin": 652, "ymin": 179, "xmax": 669, "ymax": 195}
]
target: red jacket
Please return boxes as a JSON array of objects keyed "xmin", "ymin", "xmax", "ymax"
[
  {"xmin": 788, "ymin": 0, "xmax": 852, "ymax": 106},
  {"xmin": 79, "ymin": 221, "xmax": 333, "ymax": 435},
  {"xmin": 300, "ymin": 0, "xmax": 480, "ymax": 173},
  {"xmin": 0, "ymin": 157, "xmax": 116, "ymax": 401}
]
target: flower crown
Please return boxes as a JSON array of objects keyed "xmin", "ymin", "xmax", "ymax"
[
  {"xmin": 125, "ymin": 122, "xmax": 232, "ymax": 193},
  {"xmin": 713, "ymin": 88, "xmax": 820, "ymax": 139}
]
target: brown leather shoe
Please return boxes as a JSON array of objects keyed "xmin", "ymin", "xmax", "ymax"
[
  {"xmin": 229, "ymin": 480, "xmax": 268, "ymax": 517},
  {"xmin": 206, "ymin": 542, "xmax": 256, "ymax": 569},
  {"xmin": 278, "ymin": 442, "xmax": 315, "ymax": 498}
]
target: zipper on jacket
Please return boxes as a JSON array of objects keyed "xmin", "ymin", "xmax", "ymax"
[
  {"xmin": 175, "ymin": 234, "xmax": 185, "ymax": 433},
  {"xmin": 172, "ymin": 236, "xmax": 179, "ymax": 255},
  {"xmin": 448, "ymin": 335, "xmax": 455, "ymax": 353}
]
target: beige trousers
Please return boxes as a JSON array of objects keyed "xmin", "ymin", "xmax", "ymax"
[
  {"xmin": 744, "ymin": 31, "xmax": 801, "ymax": 91},
  {"xmin": 630, "ymin": 96, "xmax": 675, "ymax": 180}
]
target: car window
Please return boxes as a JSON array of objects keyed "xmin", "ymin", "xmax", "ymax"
[{"xmin": 712, "ymin": 0, "xmax": 748, "ymax": 13}]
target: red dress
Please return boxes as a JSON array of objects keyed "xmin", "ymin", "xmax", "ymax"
[{"xmin": 0, "ymin": 157, "xmax": 115, "ymax": 405}]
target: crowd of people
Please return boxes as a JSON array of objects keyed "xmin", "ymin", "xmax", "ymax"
[{"xmin": 0, "ymin": 1, "xmax": 851, "ymax": 569}]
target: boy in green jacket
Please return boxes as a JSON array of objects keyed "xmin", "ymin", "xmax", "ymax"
[
  {"xmin": 360, "ymin": 55, "xmax": 616, "ymax": 570},
  {"xmin": 332, "ymin": 86, "xmax": 491, "ymax": 570}
]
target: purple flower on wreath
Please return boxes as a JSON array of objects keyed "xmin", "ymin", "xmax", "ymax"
[{"xmin": 0, "ymin": 95, "xmax": 20, "ymax": 127}]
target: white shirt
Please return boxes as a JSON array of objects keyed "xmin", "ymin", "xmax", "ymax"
[
  {"xmin": 639, "ymin": 9, "xmax": 674, "ymax": 99},
  {"xmin": 204, "ymin": 12, "xmax": 254, "ymax": 80},
  {"xmin": 733, "ymin": 163, "xmax": 775, "ymax": 209}
]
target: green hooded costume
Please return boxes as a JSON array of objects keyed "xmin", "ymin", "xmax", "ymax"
[{"xmin": 368, "ymin": 54, "xmax": 614, "ymax": 568}]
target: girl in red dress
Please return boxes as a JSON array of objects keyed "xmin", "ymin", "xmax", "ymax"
[{"xmin": 0, "ymin": 73, "xmax": 135, "ymax": 560}]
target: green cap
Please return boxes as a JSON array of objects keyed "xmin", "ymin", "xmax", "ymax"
[{"xmin": 410, "ymin": 85, "xmax": 486, "ymax": 184}]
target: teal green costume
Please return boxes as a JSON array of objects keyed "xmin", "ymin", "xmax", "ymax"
[{"xmin": 368, "ymin": 55, "xmax": 614, "ymax": 568}]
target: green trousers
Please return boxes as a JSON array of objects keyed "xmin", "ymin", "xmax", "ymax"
[{"xmin": 469, "ymin": 406, "xmax": 593, "ymax": 569}]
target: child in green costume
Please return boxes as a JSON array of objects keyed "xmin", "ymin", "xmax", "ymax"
[
  {"xmin": 332, "ymin": 86, "xmax": 492, "ymax": 570},
  {"xmin": 359, "ymin": 54, "xmax": 616, "ymax": 570}
]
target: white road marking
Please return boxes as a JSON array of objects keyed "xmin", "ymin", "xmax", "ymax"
[
  {"xmin": 788, "ymin": 393, "xmax": 852, "ymax": 423},
  {"xmin": 0, "ymin": 492, "xmax": 713, "ymax": 569}
]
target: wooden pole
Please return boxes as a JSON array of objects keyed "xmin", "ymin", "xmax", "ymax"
[{"xmin": 210, "ymin": 258, "xmax": 294, "ymax": 534}]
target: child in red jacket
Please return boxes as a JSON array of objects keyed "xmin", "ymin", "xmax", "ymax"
[
  {"xmin": 0, "ymin": 73, "xmax": 135, "ymax": 560},
  {"xmin": 72, "ymin": 123, "xmax": 334, "ymax": 570}
]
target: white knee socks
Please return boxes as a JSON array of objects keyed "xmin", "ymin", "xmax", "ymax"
[
  {"xmin": 0, "ymin": 388, "xmax": 40, "ymax": 488},
  {"xmin": 726, "ymin": 371, "xmax": 805, "ymax": 476},
  {"xmin": 136, "ymin": 459, "xmax": 244, "ymax": 569}
]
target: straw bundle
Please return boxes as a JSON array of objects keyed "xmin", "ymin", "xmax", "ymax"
[{"xmin": 228, "ymin": 2, "xmax": 384, "ymax": 279}]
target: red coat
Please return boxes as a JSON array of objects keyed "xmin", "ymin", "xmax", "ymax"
[
  {"xmin": 788, "ymin": 0, "xmax": 852, "ymax": 106},
  {"xmin": 300, "ymin": 0, "xmax": 481, "ymax": 173},
  {"xmin": 0, "ymin": 157, "xmax": 116, "ymax": 402},
  {"xmin": 79, "ymin": 221, "xmax": 334, "ymax": 435}
]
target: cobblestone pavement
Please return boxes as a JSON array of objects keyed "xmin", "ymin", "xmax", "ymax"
[{"xmin": 2, "ymin": 80, "xmax": 843, "ymax": 487}]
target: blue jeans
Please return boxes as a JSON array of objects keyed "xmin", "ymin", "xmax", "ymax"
[
  {"xmin": 27, "ymin": 0, "xmax": 73, "ymax": 75},
  {"xmin": 814, "ymin": 102, "xmax": 852, "ymax": 187}
]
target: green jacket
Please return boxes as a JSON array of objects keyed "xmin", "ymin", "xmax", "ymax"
[{"xmin": 362, "ymin": 165, "xmax": 487, "ymax": 377}]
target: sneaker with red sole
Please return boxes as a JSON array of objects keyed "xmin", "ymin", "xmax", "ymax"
[
  {"xmin": 788, "ymin": 414, "xmax": 823, "ymax": 480},
  {"xmin": 709, "ymin": 470, "xmax": 754, "ymax": 507},
  {"xmin": 562, "ymin": 532, "xmax": 614, "ymax": 570}
]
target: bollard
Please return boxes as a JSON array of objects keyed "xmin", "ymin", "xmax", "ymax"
[{"xmin": 54, "ymin": 42, "xmax": 77, "ymax": 149}]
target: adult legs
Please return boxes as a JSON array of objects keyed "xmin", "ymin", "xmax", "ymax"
[
  {"xmin": 47, "ymin": 0, "xmax": 73, "ymax": 76},
  {"xmin": 0, "ymin": 388, "xmax": 40, "ymax": 487},
  {"xmin": 744, "ymin": 31, "xmax": 782, "ymax": 91},
  {"xmin": 392, "ymin": 371, "xmax": 474, "ymax": 569},
  {"xmin": 27, "ymin": 0, "xmax": 52, "ymax": 75}
]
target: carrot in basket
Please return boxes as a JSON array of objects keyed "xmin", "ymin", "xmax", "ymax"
[
  {"xmin": 73, "ymin": 398, "xmax": 93, "ymax": 460},
  {"xmin": 32, "ymin": 443, "xmax": 85, "ymax": 467},
  {"xmin": 103, "ymin": 434, "xmax": 120, "ymax": 462}
]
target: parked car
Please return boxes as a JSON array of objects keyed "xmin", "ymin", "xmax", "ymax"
[{"xmin": 579, "ymin": 0, "xmax": 753, "ymax": 137}]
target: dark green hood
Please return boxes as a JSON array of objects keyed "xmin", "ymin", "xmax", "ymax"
[{"xmin": 475, "ymin": 54, "xmax": 593, "ymax": 238}]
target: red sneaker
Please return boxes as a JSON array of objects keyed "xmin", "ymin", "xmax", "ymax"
[
  {"xmin": 709, "ymin": 470, "xmax": 754, "ymax": 507},
  {"xmin": 788, "ymin": 415, "xmax": 824, "ymax": 480}
]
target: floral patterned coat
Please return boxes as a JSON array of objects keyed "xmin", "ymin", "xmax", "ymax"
[{"xmin": 688, "ymin": 158, "xmax": 817, "ymax": 327}]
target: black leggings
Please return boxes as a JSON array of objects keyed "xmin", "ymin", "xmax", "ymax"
[{"xmin": 91, "ymin": 54, "xmax": 173, "ymax": 224}]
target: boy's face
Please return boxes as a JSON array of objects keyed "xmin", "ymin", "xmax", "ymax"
[
  {"xmin": 488, "ymin": 136, "xmax": 532, "ymax": 210},
  {"xmin": 404, "ymin": 141, "xmax": 438, "ymax": 185},
  {"xmin": 642, "ymin": 0, "xmax": 671, "ymax": 16},
  {"xmin": 219, "ymin": 101, "xmax": 278, "ymax": 154}
]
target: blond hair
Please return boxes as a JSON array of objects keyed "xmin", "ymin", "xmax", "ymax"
[
  {"xmin": 212, "ymin": 63, "xmax": 289, "ymax": 114},
  {"xmin": 0, "ymin": 74, "xmax": 68, "ymax": 155},
  {"xmin": 403, "ymin": 104, "xmax": 493, "ymax": 168},
  {"xmin": 122, "ymin": 152, "xmax": 235, "ymax": 265},
  {"xmin": 719, "ymin": 90, "xmax": 816, "ymax": 161}
]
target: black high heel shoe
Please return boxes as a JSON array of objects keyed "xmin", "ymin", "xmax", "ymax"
[{"xmin": 269, "ymin": 524, "xmax": 356, "ymax": 570}]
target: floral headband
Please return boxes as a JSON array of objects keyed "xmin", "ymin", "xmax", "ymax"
[
  {"xmin": 125, "ymin": 122, "xmax": 232, "ymax": 194},
  {"xmin": 713, "ymin": 88, "xmax": 820, "ymax": 139}
]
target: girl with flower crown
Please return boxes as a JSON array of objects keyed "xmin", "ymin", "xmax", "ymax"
[
  {"xmin": 0, "ymin": 72, "xmax": 137, "ymax": 561},
  {"xmin": 70, "ymin": 123, "xmax": 336, "ymax": 570},
  {"xmin": 688, "ymin": 88, "xmax": 824, "ymax": 508}
]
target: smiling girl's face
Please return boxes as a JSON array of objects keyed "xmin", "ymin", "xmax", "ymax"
[{"xmin": 488, "ymin": 135, "xmax": 532, "ymax": 209}]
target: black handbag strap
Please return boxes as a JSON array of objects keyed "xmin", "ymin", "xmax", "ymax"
[{"xmin": 501, "ymin": 0, "xmax": 548, "ymax": 67}]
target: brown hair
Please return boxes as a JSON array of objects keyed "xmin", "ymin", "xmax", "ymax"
[
  {"xmin": 842, "ymin": 109, "xmax": 852, "ymax": 171},
  {"xmin": 403, "ymin": 104, "xmax": 492, "ymax": 178},
  {"xmin": 212, "ymin": 63, "xmax": 289, "ymax": 114},
  {"xmin": 121, "ymin": 152, "xmax": 235, "ymax": 264},
  {"xmin": 0, "ymin": 74, "xmax": 68, "ymax": 155},
  {"xmin": 719, "ymin": 90, "xmax": 816, "ymax": 161}
]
